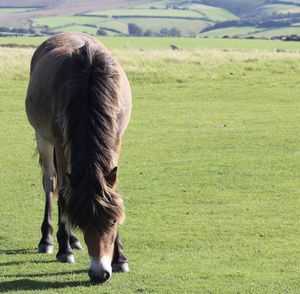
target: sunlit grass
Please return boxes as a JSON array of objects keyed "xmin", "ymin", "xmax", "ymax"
[{"xmin": 0, "ymin": 41, "xmax": 300, "ymax": 293}]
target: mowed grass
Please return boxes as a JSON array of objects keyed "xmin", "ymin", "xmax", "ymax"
[{"xmin": 0, "ymin": 39, "xmax": 300, "ymax": 293}]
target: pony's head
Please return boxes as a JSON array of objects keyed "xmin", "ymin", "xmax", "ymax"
[
  {"xmin": 84, "ymin": 220, "xmax": 118, "ymax": 283},
  {"xmin": 84, "ymin": 166, "xmax": 124, "ymax": 283},
  {"xmin": 65, "ymin": 166, "xmax": 124, "ymax": 283}
]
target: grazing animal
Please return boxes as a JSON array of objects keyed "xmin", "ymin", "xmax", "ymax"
[{"xmin": 25, "ymin": 33, "xmax": 132, "ymax": 283}]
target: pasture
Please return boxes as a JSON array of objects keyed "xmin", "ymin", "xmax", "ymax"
[
  {"xmin": 0, "ymin": 8, "xmax": 35, "ymax": 15},
  {"xmin": 28, "ymin": 1, "xmax": 239, "ymax": 37},
  {"xmin": 0, "ymin": 37, "xmax": 300, "ymax": 293}
]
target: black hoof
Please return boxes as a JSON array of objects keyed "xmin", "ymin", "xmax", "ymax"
[
  {"xmin": 56, "ymin": 254, "xmax": 75, "ymax": 263},
  {"xmin": 38, "ymin": 244, "xmax": 53, "ymax": 254},
  {"xmin": 112, "ymin": 262, "xmax": 129, "ymax": 273},
  {"xmin": 71, "ymin": 241, "xmax": 83, "ymax": 250}
]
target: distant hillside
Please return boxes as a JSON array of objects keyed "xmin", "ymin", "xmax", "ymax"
[
  {"xmin": 200, "ymin": 0, "xmax": 265, "ymax": 15},
  {"xmin": 199, "ymin": 0, "xmax": 300, "ymax": 39},
  {"xmin": 0, "ymin": 0, "xmax": 299, "ymax": 39}
]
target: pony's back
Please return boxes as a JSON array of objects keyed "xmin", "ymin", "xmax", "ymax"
[{"xmin": 26, "ymin": 33, "xmax": 124, "ymax": 230}]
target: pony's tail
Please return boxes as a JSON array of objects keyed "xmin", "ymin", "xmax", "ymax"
[{"xmin": 58, "ymin": 43, "xmax": 124, "ymax": 230}]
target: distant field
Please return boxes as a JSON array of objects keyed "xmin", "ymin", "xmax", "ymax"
[
  {"xmin": 29, "ymin": 2, "xmax": 239, "ymax": 37},
  {"xmin": 26, "ymin": 0, "xmax": 300, "ymax": 38},
  {"xmin": 251, "ymin": 3, "xmax": 300, "ymax": 17},
  {"xmin": 52, "ymin": 25, "xmax": 98, "ymax": 35},
  {"xmin": 200, "ymin": 26, "xmax": 264, "ymax": 38},
  {"xmin": 32, "ymin": 16, "xmax": 107, "ymax": 27},
  {"xmin": 32, "ymin": 13, "xmax": 210, "ymax": 36},
  {"xmin": 200, "ymin": 26, "xmax": 300, "ymax": 38},
  {"xmin": 177, "ymin": 3, "xmax": 239, "ymax": 21},
  {"xmin": 1, "ymin": 0, "xmax": 300, "ymax": 38},
  {"xmin": 133, "ymin": 0, "xmax": 176, "ymax": 9},
  {"xmin": 132, "ymin": 2, "xmax": 239, "ymax": 21},
  {"xmin": 198, "ymin": 0, "xmax": 265, "ymax": 14},
  {"xmin": 84, "ymin": 5, "xmax": 239, "ymax": 22},
  {"xmin": 0, "ymin": 7, "xmax": 35, "ymax": 14},
  {"xmin": 85, "ymin": 8, "xmax": 204, "ymax": 18},
  {"xmin": 116, "ymin": 17, "xmax": 209, "ymax": 35},
  {"xmin": 250, "ymin": 27, "xmax": 300, "ymax": 38}
]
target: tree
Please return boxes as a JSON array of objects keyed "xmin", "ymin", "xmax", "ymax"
[
  {"xmin": 160, "ymin": 27, "xmax": 170, "ymax": 36},
  {"xmin": 143, "ymin": 29, "xmax": 153, "ymax": 37},
  {"xmin": 96, "ymin": 29, "xmax": 108, "ymax": 36},
  {"xmin": 128, "ymin": 23, "xmax": 143, "ymax": 36},
  {"xmin": 170, "ymin": 27, "xmax": 181, "ymax": 37}
]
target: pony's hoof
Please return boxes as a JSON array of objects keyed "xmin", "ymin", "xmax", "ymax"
[
  {"xmin": 112, "ymin": 262, "xmax": 129, "ymax": 273},
  {"xmin": 71, "ymin": 241, "xmax": 83, "ymax": 250},
  {"xmin": 38, "ymin": 244, "xmax": 53, "ymax": 254},
  {"xmin": 56, "ymin": 254, "xmax": 75, "ymax": 263}
]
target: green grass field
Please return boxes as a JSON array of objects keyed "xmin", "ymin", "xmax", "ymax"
[
  {"xmin": 176, "ymin": 3, "xmax": 240, "ymax": 21},
  {"xmin": 200, "ymin": 26, "xmax": 300, "ymax": 38},
  {"xmin": 199, "ymin": 26, "xmax": 264, "ymax": 38},
  {"xmin": 32, "ymin": 16, "xmax": 108, "ymax": 28},
  {"xmin": 252, "ymin": 3, "xmax": 300, "ymax": 17},
  {"xmin": 250, "ymin": 27, "xmax": 300, "ymax": 38},
  {"xmin": 0, "ymin": 37, "xmax": 300, "ymax": 293},
  {"xmin": 32, "ymin": 11, "xmax": 210, "ymax": 36},
  {"xmin": 1, "ymin": 36, "xmax": 300, "ymax": 52},
  {"xmin": 85, "ymin": 8, "xmax": 204, "ymax": 18},
  {"xmin": 0, "ymin": 8, "xmax": 35, "ymax": 15},
  {"xmin": 84, "ymin": 5, "xmax": 239, "ymax": 22}
]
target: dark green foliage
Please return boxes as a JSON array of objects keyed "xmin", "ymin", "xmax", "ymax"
[
  {"xmin": 160, "ymin": 27, "xmax": 181, "ymax": 36},
  {"xmin": 128, "ymin": 23, "xmax": 143, "ymax": 36},
  {"xmin": 143, "ymin": 29, "xmax": 154, "ymax": 36},
  {"xmin": 96, "ymin": 29, "xmax": 108, "ymax": 36}
]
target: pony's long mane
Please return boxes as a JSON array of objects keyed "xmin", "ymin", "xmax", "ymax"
[{"xmin": 55, "ymin": 42, "xmax": 124, "ymax": 231}]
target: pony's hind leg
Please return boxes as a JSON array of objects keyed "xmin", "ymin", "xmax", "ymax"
[
  {"xmin": 54, "ymin": 147, "xmax": 80, "ymax": 262},
  {"xmin": 36, "ymin": 133, "xmax": 57, "ymax": 254}
]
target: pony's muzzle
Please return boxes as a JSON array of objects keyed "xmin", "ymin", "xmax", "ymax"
[
  {"xmin": 88, "ymin": 269, "xmax": 111, "ymax": 284},
  {"xmin": 88, "ymin": 256, "xmax": 112, "ymax": 284}
]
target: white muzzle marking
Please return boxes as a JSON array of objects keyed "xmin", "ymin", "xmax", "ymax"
[{"xmin": 89, "ymin": 255, "xmax": 112, "ymax": 278}]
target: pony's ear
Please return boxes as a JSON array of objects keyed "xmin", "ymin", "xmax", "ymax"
[{"xmin": 106, "ymin": 166, "xmax": 118, "ymax": 187}]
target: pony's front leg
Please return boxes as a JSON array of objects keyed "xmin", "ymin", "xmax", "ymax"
[
  {"xmin": 56, "ymin": 189, "xmax": 75, "ymax": 263},
  {"xmin": 112, "ymin": 232, "xmax": 129, "ymax": 272},
  {"xmin": 37, "ymin": 134, "xmax": 56, "ymax": 254}
]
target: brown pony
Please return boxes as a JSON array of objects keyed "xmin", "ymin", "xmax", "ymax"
[{"xmin": 25, "ymin": 33, "xmax": 132, "ymax": 283}]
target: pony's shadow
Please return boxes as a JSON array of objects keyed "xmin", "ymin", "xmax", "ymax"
[
  {"xmin": 0, "ymin": 279, "xmax": 89, "ymax": 292},
  {"xmin": 0, "ymin": 248, "xmax": 88, "ymax": 291},
  {"xmin": 0, "ymin": 248, "xmax": 36, "ymax": 255},
  {"xmin": 1, "ymin": 269, "xmax": 86, "ymax": 279}
]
